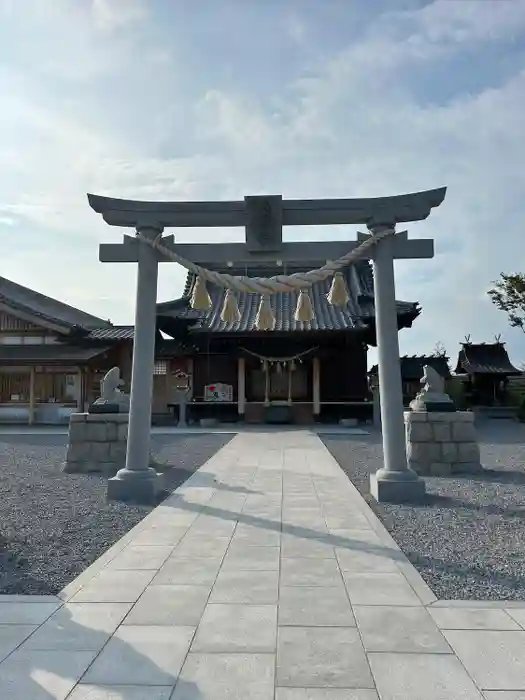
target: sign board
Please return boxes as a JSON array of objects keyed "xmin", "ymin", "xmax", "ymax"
[{"xmin": 204, "ymin": 383, "xmax": 233, "ymax": 402}]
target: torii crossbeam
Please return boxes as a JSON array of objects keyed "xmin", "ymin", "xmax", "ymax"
[{"xmin": 89, "ymin": 188, "xmax": 446, "ymax": 505}]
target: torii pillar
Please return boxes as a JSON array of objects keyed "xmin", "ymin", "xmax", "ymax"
[{"xmin": 89, "ymin": 188, "xmax": 446, "ymax": 504}]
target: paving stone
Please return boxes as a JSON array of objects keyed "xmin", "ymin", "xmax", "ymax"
[
  {"xmin": 0, "ymin": 602, "xmax": 60, "ymax": 625},
  {"xmin": 106, "ymin": 545, "xmax": 174, "ymax": 570},
  {"xmin": 353, "ymin": 605, "xmax": 451, "ymax": 653},
  {"xmin": 210, "ymin": 569, "xmax": 279, "ymax": 604},
  {"xmin": 232, "ymin": 525, "xmax": 281, "ymax": 546},
  {"xmin": 171, "ymin": 652, "xmax": 275, "ymax": 700},
  {"xmin": 192, "ymin": 604, "xmax": 277, "ymax": 652},
  {"xmin": 507, "ymin": 609, "xmax": 525, "ymax": 630},
  {"xmin": 483, "ymin": 693, "xmax": 525, "ymax": 699},
  {"xmin": 281, "ymin": 535, "xmax": 335, "ymax": 559},
  {"xmin": 131, "ymin": 526, "xmax": 190, "ymax": 547},
  {"xmin": 188, "ymin": 517, "xmax": 238, "ymax": 537},
  {"xmin": 22, "ymin": 603, "xmax": 132, "ymax": 652},
  {"xmin": 0, "ymin": 649, "xmax": 98, "ymax": 700},
  {"xmin": 123, "ymin": 585, "xmax": 210, "ymax": 626},
  {"xmin": 70, "ymin": 570, "xmax": 155, "ymax": 604},
  {"xmin": 335, "ymin": 547, "xmax": 399, "ymax": 573},
  {"xmin": 221, "ymin": 545, "xmax": 281, "ymax": 571},
  {"xmin": 277, "ymin": 627, "xmax": 374, "ymax": 689},
  {"xmin": 429, "ymin": 607, "xmax": 521, "ymax": 631},
  {"xmin": 0, "ymin": 625, "xmax": 37, "ymax": 662},
  {"xmin": 368, "ymin": 652, "xmax": 484, "ymax": 700},
  {"xmin": 68, "ymin": 687, "xmax": 173, "ymax": 700},
  {"xmin": 275, "ymin": 691, "xmax": 379, "ymax": 700},
  {"xmin": 444, "ymin": 630, "xmax": 525, "ymax": 690},
  {"xmin": 81, "ymin": 625, "xmax": 195, "ymax": 686},
  {"xmin": 280, "ymin": 558, "xmax": 343, "ymax": 587},
  {"xmin": 342, "ymin": 572, "xmax": 422, "ymax": 606},
  {"xmin": 278, "ymin": 586, "xmax": 355, "ymax": 627},
  {"xmin": 151, "ymin": 556, "xmax": 223, "ymax": 586},
  {"xmin": 173, "ymin": 536, "xmax": 232, "ymax": 557}
]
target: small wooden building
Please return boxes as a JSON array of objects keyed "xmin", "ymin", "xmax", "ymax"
[
  {"xmin": 454, "ymin": 339, "xmax": 521, "ymax": 406},
  {"xmin": 157, "ymin": 261, "xmax": 420, "ymax": 424},
  {"xmin": 368, "ymin": 355, "xmax": 451, "ymax": 404},
  {"xmin": 0, "ymin": 275, "xmax": 139, "ymax": 423}
]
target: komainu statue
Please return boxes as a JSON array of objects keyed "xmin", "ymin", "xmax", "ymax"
[
  {"xmin": 409, "ymin": 364, "xmax": 455, "ymax": 412},
  {"xmin": 90, "ymin": 367, "xmax": 130, "ymax": 413}
]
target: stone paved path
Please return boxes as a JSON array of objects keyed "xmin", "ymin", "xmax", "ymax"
[{"xmin": 0, "ymin": 430, "xmax": 524, "ymax": 699}]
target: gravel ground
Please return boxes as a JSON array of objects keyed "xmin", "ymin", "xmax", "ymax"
[
  {"xmin": 323, "ymin": 419, "xmax": 525, "ymax": 601},
  {"xmin": 0, "ymin": 432, "xmax": 232, "ymax": 595}
]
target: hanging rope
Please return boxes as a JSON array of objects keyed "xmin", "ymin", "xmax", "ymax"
[
  {"xmin": 239, "ymin": 346, "xmax": 319, "ymax": 363},
  {"xmin": 138, "ymin": 227, "xmax": 394, "ymax": 295},
  {"xmin": 137, "ymin": 227, "xmax": 395, "ymax": 329}
]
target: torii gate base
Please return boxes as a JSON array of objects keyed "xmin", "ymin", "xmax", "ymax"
[{"xmin": 90, "ymin": 187, "xmax": 446, "ymax": 505}]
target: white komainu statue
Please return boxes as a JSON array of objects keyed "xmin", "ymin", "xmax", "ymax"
[
  {"xmin": 409, "ymin": 364, "xmax": 453, "ymax": 411},
  {"xmin": 95, "ymin": 367, "xmax": 130, "ymax": 411},
  {"xmin": 420, "ymin": 365, "xmax": 445, "ymax": 395}
]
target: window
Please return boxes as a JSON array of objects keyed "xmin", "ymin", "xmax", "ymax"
[
  {"xmin": 0, "ymin": 373, "xmax": 30, "ymax": 402},
  {"xmin": 34, "ymin": 373, "xmax": 70, "ymax": 403},
  {"xmin": 154, "ymin": 360, "xmax": 168, "ymax": 375}
]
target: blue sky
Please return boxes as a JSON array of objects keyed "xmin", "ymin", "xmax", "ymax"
[{"xmin": 1, "ymin": 0, "xmax": 525, "ymax": 367}]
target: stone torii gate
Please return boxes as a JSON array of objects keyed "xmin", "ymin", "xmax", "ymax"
[{"xmin": 89, "ymin": 188, "xmax": 446, "ymax": 504}]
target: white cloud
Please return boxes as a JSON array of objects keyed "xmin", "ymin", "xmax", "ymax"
[{"xmin": 91, "ymin": 0, "xmax": 147, "ymax": 32}]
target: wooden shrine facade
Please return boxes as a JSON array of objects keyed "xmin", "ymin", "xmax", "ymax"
[{"xmin": 156, "ymin": 261, "xmax": 421, "ymax": 425}]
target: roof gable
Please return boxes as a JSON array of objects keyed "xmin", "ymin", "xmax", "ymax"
[
  {"xmin": 0, "ymin": 276, "xmax": 111, "ymax": 333},
  {"xmin": 454, "ymin": 341, "xmax": 521, "ymax": 376}
]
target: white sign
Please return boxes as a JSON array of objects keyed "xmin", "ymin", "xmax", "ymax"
[{"xmin": 204, "ymin": 383, "xmax": 233, "ymax": 402}]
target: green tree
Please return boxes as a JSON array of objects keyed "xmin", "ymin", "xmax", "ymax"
[{"xmin": 488, "ymin": 273, "xmax": 525, "ymax": 332}]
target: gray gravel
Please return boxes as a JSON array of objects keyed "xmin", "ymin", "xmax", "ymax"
[
  {"xmin": 0, "ymin": 432, "xmax": 232, "ymax": 595},
  {"xmin": 322, "ymin": 418, "xmax": 525, "ymax": 601}
]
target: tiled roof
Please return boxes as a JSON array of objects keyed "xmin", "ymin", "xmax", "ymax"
[
  {"xmin": 155, "ymin": 339, "xmax": 197, "ymax": 356},
  {"xmin": 85, "ymin": 326, "xmax": 135, "ymax": 341},
  {"xmin": 369, "ymin": 355, "xmax": 451, "ymax": 380},
  {"xmin": 0, "ymin": 345, "xmax": 111, "ymax": 363},
  {"xmin": 454, "ymin": 342, "xmax": 521, "ymax": 376},
  {"xmin": 0, "ymin": 276, "xmax": 111, "ymax": 331},
  {"xmin": 157, "ymin": 262, "xmax": 419, "ymax": 333}
]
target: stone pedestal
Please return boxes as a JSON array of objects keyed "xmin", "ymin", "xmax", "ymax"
[
  {"xmin": 107, "ymin": 468, "xmax": 164, "ymax": 504},
  {"xmin": 63, "ymin": 413, "xmax": 129, "ymax": 476},
  {"xmin": 405, "ymin": 410, "xmax": 483, "ymax": 476}
]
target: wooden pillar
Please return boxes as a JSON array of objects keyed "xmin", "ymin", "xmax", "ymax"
[
  {"xmin": 264, "ymin": 361, "xmax": 270, "ymax": 406},
  {"xmin": 28, "ymin": 367, "xmax": 36, "ymax": 425},
  {"xmin": 186, "ymin": 358, "xmax": 194, "ymax": 399},
  {"xmin": 77, "ymin": 368, "xmax": 83, "ymax": 411},
  {"xmin": 237, "ymin": 357, "xmax": 245, "ymax": 415},
  {"xmin": 312, "ymin": 357, "xmax": 321, "ymax": 415}
]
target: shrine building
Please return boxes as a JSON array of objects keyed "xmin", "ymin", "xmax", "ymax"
[{"xmin": 0, "ymin": 264, "xmax": 419, "ymax": 425}]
